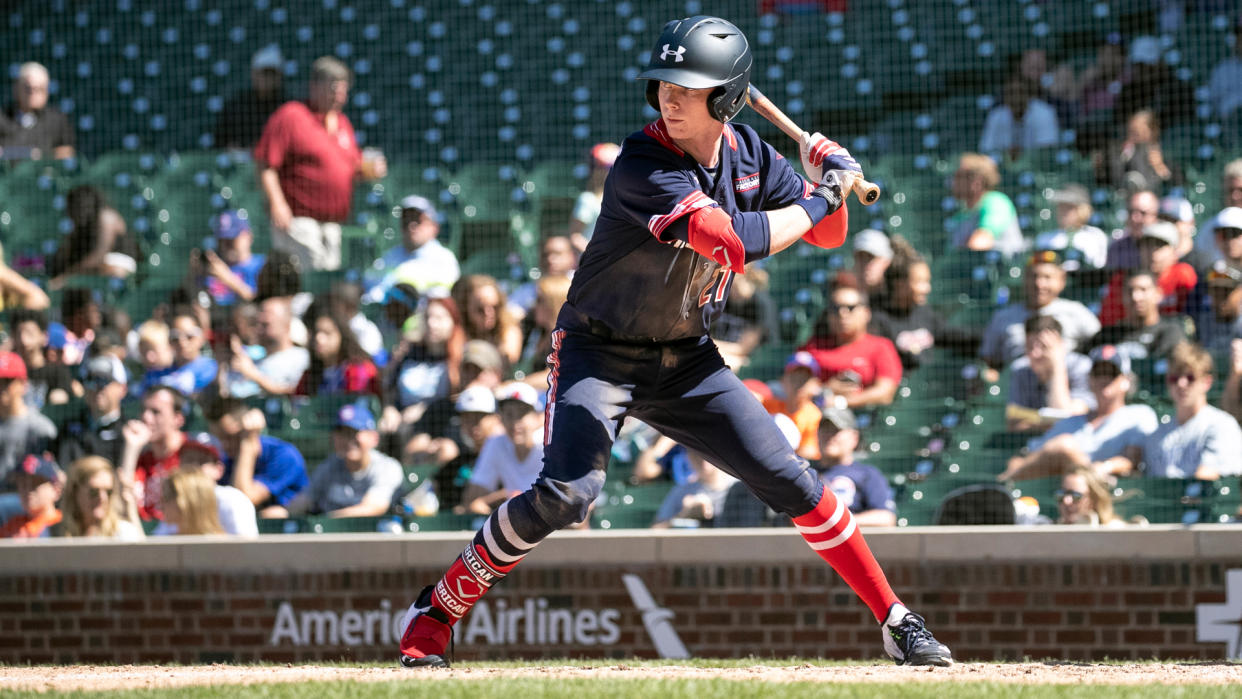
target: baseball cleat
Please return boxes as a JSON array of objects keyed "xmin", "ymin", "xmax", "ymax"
[
  {"xmin": 881, "ymin": 603, "xmax": 954, "ymax": 667},
  {"xmin": 398, "ymin": 584, "xmax": 453, "ymax": 669}
]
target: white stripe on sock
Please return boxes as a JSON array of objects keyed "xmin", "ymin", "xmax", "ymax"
[
  {"xmin": 804, "ymin": 514, "xmax": 858, "ymax": 551},
  {"xmin": 497, "ymin": 501, "xmax": 537, "ymax": 551},
  {"xmin": 795, "ymin": 495, "xmax": 845, "ymax": 536},
  {"xmin": 481, "ymin": 521, "xmax": 525, "ymax": 565}
]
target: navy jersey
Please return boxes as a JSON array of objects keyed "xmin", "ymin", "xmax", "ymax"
[{"xmin": 560, "ymin": 120, "xmax": 820, "ymax": 342}]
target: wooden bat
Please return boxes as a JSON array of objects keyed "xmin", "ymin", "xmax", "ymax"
[{"xmin": 745, "ymin": 85, "xmax": 881, "ymax": 205}]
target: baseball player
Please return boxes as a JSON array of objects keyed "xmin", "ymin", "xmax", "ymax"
[{"xmin": 398, "ymin": 15, "xmax": 952, "ymax": 668}]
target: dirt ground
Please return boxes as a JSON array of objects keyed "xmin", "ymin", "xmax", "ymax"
[{"xmin": 1, "ymin": 662, "xmax": 1240, "ymax": 692}]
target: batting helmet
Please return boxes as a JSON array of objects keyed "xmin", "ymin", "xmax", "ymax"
[{"xmin": 638, "ymin": 16, "xmax": 752, "ymax": 123}]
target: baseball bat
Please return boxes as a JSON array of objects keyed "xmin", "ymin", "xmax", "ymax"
[{"xmin": 745, "ymin": 85, "xmax": 881, "ymax": 205}]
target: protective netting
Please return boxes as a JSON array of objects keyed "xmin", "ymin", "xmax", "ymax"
[{"xmin": 2, "ymin": 0, "xmax": 1240, "ymax": 529}]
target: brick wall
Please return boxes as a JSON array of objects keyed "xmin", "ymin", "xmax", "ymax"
[{"xmin": 0, "ymin": 557, "xmax": 1232, "ymax": 664}]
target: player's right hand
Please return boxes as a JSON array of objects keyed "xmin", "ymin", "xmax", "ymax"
[{"xmin": 800, "ymin": 132, "xmax": 860, "ymax": 182}]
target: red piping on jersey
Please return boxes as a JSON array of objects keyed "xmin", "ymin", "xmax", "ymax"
[
  {"xmin": 644, "ymin": 120, "xmax": 684, "ymax": 156},
  {"xmin": 723, "ymin": 124, "xmax": 738, "ymax": 151},
  {"xmin": 687, "ymin": 206, "xmax": 746, "ymax": 273},
  {"xmin": 543, "ymin": 328, "xmax": 565, "ymax": 446},
  {"xmin": 648, "ymin": 190, "xmax": 715, "ymax": 239}
]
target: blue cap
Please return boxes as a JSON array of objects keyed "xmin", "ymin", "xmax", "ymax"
[
  {"xmin": 210, "ymin": 210, "xmax": 251, "ymax": 239},
  {"xmin": 335, "ymin": 400, "xmax": 377, "ymax": 432},
  {"xmin": 784, "ymin": 351, "xmax": 820, "ymax": 376},
  {"xmin": 46, "ymin": 322, "xmax": 67, "ymax": 350}
]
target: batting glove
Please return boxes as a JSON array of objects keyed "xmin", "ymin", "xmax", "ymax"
[{"xmin": 799, "ymin": 132, "xmax": 861, "ymax": 183}]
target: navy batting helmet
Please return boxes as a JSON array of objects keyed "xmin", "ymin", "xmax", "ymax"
[{"xmin": 638, "ymin": 16, "xmax": 752, "ymax": 123}]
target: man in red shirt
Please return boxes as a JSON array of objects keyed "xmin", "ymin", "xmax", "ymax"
[
  {"xmin": 254, "ymin": 56, "xmax": 386, "ymax": 272},
  {"xmin": 118, "ymin": 386, "xmax": 190, "ymax": 520},
  {"xmin": 1098, "ymin": 221, "xmax": 1197, "ymax": 326},
  {"xmin": 798, "ymin": 277, "xmax": 902, "ymax": 409}
]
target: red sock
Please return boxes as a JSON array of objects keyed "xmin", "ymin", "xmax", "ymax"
[
  {"xmin": 793, "ymin": 485, "xmax": 900, "ymax": 622},
  {"xmin": 429, "ymin": 542, "xmax": 522, "ymax": 623}
]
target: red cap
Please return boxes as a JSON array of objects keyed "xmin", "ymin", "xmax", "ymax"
[
  {"xmin": 0, "ymin": 352, "xmax": 28, "ymax": 380},
  {"xmin": 742, "ymin": 378, "xmax": 773, "ymax": 401}
]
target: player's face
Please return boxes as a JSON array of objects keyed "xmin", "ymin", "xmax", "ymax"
[{"xmin": 657, "ymin": 82, "xmax": 717, "ymax": 138}]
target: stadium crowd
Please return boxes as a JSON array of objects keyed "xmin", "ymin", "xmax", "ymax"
[{"xmin": 2, "ymin": 10, "xmax": 1242, "ymax": 539}]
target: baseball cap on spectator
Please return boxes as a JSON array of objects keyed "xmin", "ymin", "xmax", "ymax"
[
  {"xmin": 455, "ymin": 385, "xmax": 497, "ymax": 414},
  {"xmin": 335, "ymin": 400, "xmax": 377, "ymax": 432},
  {"xmin": 19, "ymin": 454, "xmax": 62, "ymax": 484},
  {"xmin": 251, "ymin": 45, "xmax": 284, "ymax": 71},
  {"xmin": 1129, "ymin": 36, "xmax": 1161, "ymax": 65},
  {"xmin": 1026, "ymin": 249, "xmax": 1062, "ymax": 267},
  {"xmin": 819, "ymin": 404, "xmax": 858, "ymax": 433},
  {"xmin": 400, "ymin": 194, "xmax": 439, "ymax": 222},
  {"xmin": 1157, "ymin": 196, "xmax": 1194, "ymax": 223},
  {"xmin": 1048, "ymin": 184, "xmax": 1090, "ymax": 207},
  {"xmin": 462, "ymin": 340, "xmax": 503, "ymax": 373},
  {"xmin": 494, "ymin": 381, "xmax": 540, "ymax": 412},
  {"xmin": 1213, "ymin": 207, "xmax": 1242, "ymax": 234},
  {"xmin": 211, "ymin": 210, "xmax": 250, "ymax": 240},
  {"xmin": 852, "ymin": 229, "xmax": 893, "ymax": 260},
  {"xmin": 784, "ymin": 351, "xmax": 820, "ymax": 376},
  {"xmin": 742, "ymin": 378, "xmax": 773, "ymax": 402},
  {"xmin": 82, "ymin": 354, "xmax": 127, "ymax": 390},
  {"xmin": 182, "ymin": 434, "xmax": 224, "ymax": 463},
  {"xmin": 0, "ymin": 352, "xmax": 27, "ymax": 380},
  {"xmin": 1088, "ymin": 344, "xmax": 1131, "ymax": 379},
  {"xmin": 1139, "ymin": 221, "xmax": 1179, "ymax": 247}
]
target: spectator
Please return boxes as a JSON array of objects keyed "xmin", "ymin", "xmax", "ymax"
[
  {"xmin": 9, "ymin": 308, "xmax": 78, "ymax": 409},
  {"xmin": 1105, "ymin": 109, "xmax": 1175, "ymax": 194},
  {"xmin": 164, "ymin": 311, "xmax": 218, "ymax": 396},
  {"xmin": 47, "ymin": 185, "xmax": 138, "ymax": 288},
  {"xmin": 325, "ymin": 282, "xmax": 383, "ymax": 363},
  {"xmin": 55, "ymin": 354, "xmax": 129, "ymax": 469},
  {"xmin": 1106, "ymin": 189, "xmax": 1161, "ymax": 271},
  {"xmin": 398, "ymin": 340, "xmax": 506, "ymax": 464},
  {"xmin": 569, "ymin": 142, "xmax": 621, "ymax": 253},
  {"xmin": 1091, "ymin": 270, "xmax": 1188, "ymax": 360},
  {"xmin": 254, "ymin": 56, "xmax": 386, "ymax": 272},
  {"xmin": 405, "ymin": 383, "xmax": 503, "ymax": 506},
  {"xmin": 871, "ymin": 238, "xmax": 980, "ymax": 369},
  {"xmin": 0, "ymin": 247, "xmax": 49, "ymax": 311},
  {"xmin": 226, "ymin": 296, "xmax": 309, "ymax": 397},
  {"xmin": 850, "ymin": 229, "xmax": 893, "ymax": 304},
  {"xmin": 200, "ymin": 211, "xmax": 265, "ymax": 308},
  {"xmin": 517, "ymin": 275, "xmax": 572, "ymax": 391},
  {"xmin": 59, "ymin": 288, "xmax": 101, "ymax": 367},
  {"xmin": 380, "ymin": 296, "xmax": 466, "ymax": 448},
  {"xmin": 1193, "ymin": 160, "xmax": 1242, "ymax": 262},
  {"xmin": 298, "ymin": 304, "xmax": 379, "ymax": 397},
  {"xmin": 1033, "ymin": 184, "xmax": 1108, "ymax": 271},
  {"xmin": 651, "ymin": 449, "xmax": 738, "ymax": 529},
  {"xmin": 762, "ymin": 352, "xmax": 823, "ymax": 462},
  {"xmin": 978, "ymin": 78, "xmax": 1060, "ymax": 158},
  {"xmin": 204, "ymin": 396, "xmax": 308, "ymax": 517},
  {"xmin": 1001, "ymin": 346, "xmax": 1157, "ymax": 481},
  {"xmin": 364, "ymin": 195, "xmax": 460, "ymax": 304},
  {"xmin": 1098, "ymin": 221, "xmax": 1197, "ymax": 327},
  {"xmin": 508, "ymin": 235, "xmax": 578, "ymax": 322},
  {"xmin": 0, "ymin": 455, "xmax": 63, "ymax": 538},
  {"xmin": 1142, "ymin": 342, "xmax": 1242, "ymax": 479},
  {"xmin": 0, "ymin": 352, "xmax": 57, "ymax": 485},
  {"xmin": 119, "ymin": 386, "xmax": 190, "ymax": 521},
  {"xmin": 1222, "ymin": 339, "xmax": 1242, "ymax": 424},
  {"xmin": 285, "ymin": 401, "xmax": 403, "ymax": 518},
  {"xmin": 711, "ymin": 264, "xmax": 778, "ymax": 371},
  {"xmin": 155, "ymin": 469, "xmax": 224, "ymax": 536},
  {"xmin": 0, "ymin": 62, "xmax": 74, "ymax": 160},
  {"xmin": 214, "ymin": 45, "xmax": 287, "ymax": 150},
  {"xmin": 980, "ymin": 251, "xmax": 1101, "ymax": 369},
  {"xmin": 1159, "ymin": 195, "xmax": 1214, "ymax": 276},
  {"xmin": 1207, "ymin": 16, "xmax": 1242, "ymax": 121},
  {"xmin": 134, "ymin": 320, "xmax": 176, "ymax": 395},
  {"xmin": 800, "ymin": 279, "xmax": 901, "ymax": 409},
  {"xmin": 1055, "ymin": 466, "xmax": 1121, "ymax": 526},
  {"xmin": 814, "ymin": 404, "xmax": 897, "ymax": 527},
  {"xmin": 456, "ymin": 382, "xmax": 543, "ymax": 516},
  {"xmin": 452, "ymin": 275, "xmax": 523, "ymax": 368},
  {"xmin": 152, "ymin": 438, "xmax": 256, "ymax": 537},
  {"xmin": 56, "ymin": 456, "xmax": 143, "ymax": 540},
  {"xmin": 1007, "ymin": 315, "xmax": 1094, "ymax": 432},
  {"xmin": 1114, "ymin": 36, "xmax": 1196, "ymax": 131},
  {"xmin": 947, "ymin": 153, "xmax": 1024, "ymax": 257}
]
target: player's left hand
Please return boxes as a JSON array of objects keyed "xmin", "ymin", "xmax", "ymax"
[{"xmin": 800, "ymin": 132, "xmax": 860, "ymax": 182}]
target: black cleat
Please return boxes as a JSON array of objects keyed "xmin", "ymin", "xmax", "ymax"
[
  {"xmin": 881, "ymin": 604, "xmax": 954, "ymax": 667},
  {"xmin": 398, "ymin": 585, "xmax": 454, "ymax": 669}
]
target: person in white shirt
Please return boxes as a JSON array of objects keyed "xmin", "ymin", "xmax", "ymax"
[
  {"xmin": 1033, "ymin": 184, "xmax": 1108, "ymax": 271},
  {"xmin": 1142, "ymin": 342, "xmax": 1242, "ymax": 480},
  {"xmin": 364, "ymin": 195, "xmax": 460, "ymax": 304},
  {"xmin": 456, "ymin": 382, "xmax": 544, "ymax": 515},
  {"xmin": 978, "ymin": 78, "xmax": 1060, "ymax": 157},
  {"xmin": 152, "ymin": 438, "xmax": 258, "ymax": 537}
]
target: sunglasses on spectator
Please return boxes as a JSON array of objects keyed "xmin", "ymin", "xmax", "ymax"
[
  {"xmin": 170, "ymin": 330, "xmax": 202, "ymax": 342},
  {"xmin": 1166, "ymin": 373, "xmax": 1200, "ymax": 386},
  {"xmin": 87, "ymin": 487, "xmax": 113, "ymax": 499},
  {"xmin": 1055, "ymin": 489, "xmax": 1086, "ymax": 502},
  {"xmin": 1218, "ymin": 228, "xmax": 1242, "ymax": 240},
  {"xmin": 831, "ymin": 303, "xmax": 865, "ymax": 314},
  {"xmin": 1129, "ymin": 208, "xmax": 1158, "ymax": 217}
]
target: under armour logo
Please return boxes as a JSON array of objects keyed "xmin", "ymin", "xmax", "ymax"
[{"xmin": 660, "ymin": 44, "xmax": 686, "ymax": 62}]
